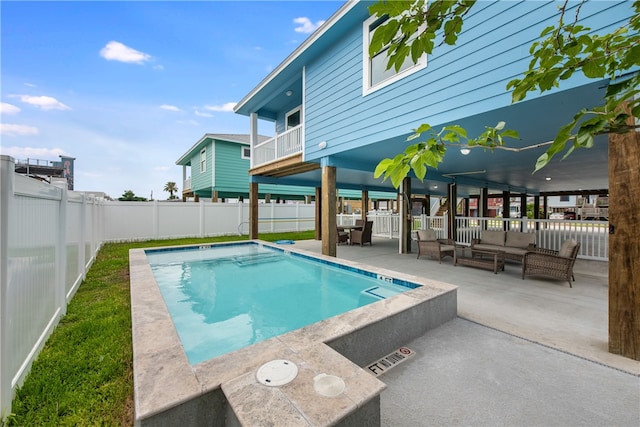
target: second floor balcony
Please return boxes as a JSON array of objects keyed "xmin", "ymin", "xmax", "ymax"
[{"xmin": 252, "ymin": 124, "xmax": 303, "ymax": 169}]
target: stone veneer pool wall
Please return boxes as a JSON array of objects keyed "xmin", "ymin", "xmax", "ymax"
[{"xmin": 129, "ymin": 240, "xmax": 457, "ymax": 426}]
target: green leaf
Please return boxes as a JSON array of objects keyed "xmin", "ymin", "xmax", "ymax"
[
  {"xmin": 411, "ymin": 157, "xmax": 427, "ymax": 181},
  {"xmin": 582, "ymin": 60, "xmax": 605, "ymax": 78},
  {"xmin": 534, "ymin": 153, "xmax": 550, "ymax": 173},
  {"xmin": 374, "ymin": 158, "xmax": 394, "ymax": 179}
]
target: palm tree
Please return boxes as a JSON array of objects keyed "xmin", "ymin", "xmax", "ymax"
[{"xmin": 164, "ymin": 181, "xmax": 178, "ymax": 200}]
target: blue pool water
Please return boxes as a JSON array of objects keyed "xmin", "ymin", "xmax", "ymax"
[{"xmin": 146, "ymin": 242, "xmax": 417, "ymax": 365}]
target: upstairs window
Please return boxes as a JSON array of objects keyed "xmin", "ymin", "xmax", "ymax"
[
  {"xmin": 241, "ymin": 146, "xmax": 251, "ymax": 159},
  {"xmin": 363, "ymin": 14, "xmax": 426, "ymax": 95},
  {"xmin": 286, "ymin": 107, "xmax": 301, "ymax": 130},
  {"xmin": 200, "ymin": 147, "xmax": 206, "ymax": 173}
]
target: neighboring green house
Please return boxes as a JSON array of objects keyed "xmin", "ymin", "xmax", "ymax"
[
  {"xmin": 176, "ymin": 133, "xmax": 396, "ymax": 204},
  {"xmin": 176, "ymin": 133, "xmax": 316, "ymax": 201}
]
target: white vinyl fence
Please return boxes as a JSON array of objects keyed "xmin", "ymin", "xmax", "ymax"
[
  {"xmin": 0, "ymin": 156, "xmax": 103, "ymax": 418},
  {"xmin": 101, "ymin": 200, "xmax": 315, "ymax": 242},
  {"xmin": 0, "ymin": 155, "xmax": 317, "ymax": 416}
]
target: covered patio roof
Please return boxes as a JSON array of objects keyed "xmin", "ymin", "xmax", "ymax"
[{"xmin": 251, "ymin": 79, "xmax": 609, "ymax": 198}]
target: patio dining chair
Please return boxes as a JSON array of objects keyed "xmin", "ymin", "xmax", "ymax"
[
  {"xmin": 337, "ymin": 227, "xmax": 349, "ymax": 245},
  {"xmin": 522, "ymin": 239, "xmax": 580, "ymax": 287},
  {"xmin": 350, "ymin": 221, "xmax": 373, "ymax": 246}
]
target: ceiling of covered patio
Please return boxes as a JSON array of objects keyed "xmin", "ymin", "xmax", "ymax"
[{"xmin": 253, "ymin": 80, "xmax": 610, "ymax": 198}]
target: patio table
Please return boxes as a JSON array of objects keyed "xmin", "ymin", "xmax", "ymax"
[{"xmin": 454, "ymin": 247, "xmax": 505, "ymax": 274}]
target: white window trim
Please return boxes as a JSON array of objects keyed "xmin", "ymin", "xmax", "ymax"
[
  {"xmin": 362, "ymin": 14, "xmax": 427, "ymax": 96},
  {"xmin": 285, "ymin": 106, "xmax": 302, "ymax": 130},
  {"xmin": 241, "ymin": 145, "xmax": 251, "ymax": 159},
  {"xmin": 200, "ymin": 147, "xmax": 206, "ymax": 173}
]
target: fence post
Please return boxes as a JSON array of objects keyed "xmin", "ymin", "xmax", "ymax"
[
  {"xmin": 52, "ymin": 180, "xmax": 68, "ymax": 316},
  {"xmin": 79, "ymin": 193, "xmax": 87, "ymax": 283},
  {"xmin": 0, "ymin": 156, "xmax": 14, "ymax": 418},
  {"xmin": 153, "ymin": 200, "xmax": 159, "ymax": 240},
  {"xmin": 199, "ymin": 200, "xmax": 205, "ymax": 237},
  {"xmin": 270, "ymin": 203, "xmax": 275, "ymax": 233}
]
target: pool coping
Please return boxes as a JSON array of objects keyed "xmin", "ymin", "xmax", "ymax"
[{"xmin": 129, "ymin": 240, "xmax": 457, "ymax": 426}]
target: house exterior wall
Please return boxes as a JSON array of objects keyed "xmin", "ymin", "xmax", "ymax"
[
  {"xmin": 300, "ymin": 1, "xmax": 629, "ymax": 161},
  {"xmin": 214, "ymin": 140, "xmax": 251, "ymax": 195},
  {"xmin": 189, "ymin": 142, "xmax": 213, "ymax": 196}
]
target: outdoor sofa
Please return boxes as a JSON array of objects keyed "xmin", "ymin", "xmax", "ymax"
[{"xmin": 471, "ymin": 230, "xmax": 536, "ymax": 263}]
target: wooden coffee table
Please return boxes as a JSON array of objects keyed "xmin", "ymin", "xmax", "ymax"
[{"xmin": 454, "ymin": 247, "xmax": 505, "ymax": 274}]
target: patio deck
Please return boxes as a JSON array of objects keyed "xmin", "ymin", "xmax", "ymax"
[{"xmin": 292, "ymin": 237, "xmax": 640, "ymax": 426}]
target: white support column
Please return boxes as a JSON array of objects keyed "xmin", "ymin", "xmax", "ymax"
[{"xmin": 250, "ymin": 112, "xmax": 259, "ymax": 169}]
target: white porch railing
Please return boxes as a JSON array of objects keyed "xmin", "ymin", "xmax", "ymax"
[
  {"xmin": 183, "ymin": 178, "xmax": 191, "ymax": 191},
  {"xmin": 253, "ymin": 124, "xmax": 303, "ymax": 168},
  {"xmin": 344, "ymin": 212, "xmax": 609, "ymax": 261}
]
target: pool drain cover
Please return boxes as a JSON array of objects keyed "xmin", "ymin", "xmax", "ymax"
[{"xmin": 256, "ymin": 360, "xmax": 298, "ymax": 386}]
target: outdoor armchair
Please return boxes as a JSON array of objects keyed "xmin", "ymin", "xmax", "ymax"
[
  {"xmin": 415, "ymin": 229, "xmax": 456, "ymax": 263},
  {"xmin": 522, "ymin": 239, "xmax": 580, "ymax": 287}
]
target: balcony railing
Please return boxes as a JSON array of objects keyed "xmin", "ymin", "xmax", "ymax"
[
  {"xmin": 183, "ymin": 178, "xmax": 191, "ymax": 191},
  {"xmin": 253, "ymin": 124, "xmax": 303, "ymax": 168}
]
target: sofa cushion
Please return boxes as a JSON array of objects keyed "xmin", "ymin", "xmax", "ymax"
[
  {"xmin": 473, "ymin": 243, "xmax": 503, "ymax": 252},
  {"xmin": 558, "ymin": 239, "xmax": 578, "ymax": 258},
  {"xmin": 417, "ymin": 229, "xmax": 437, "ymax": 241},
  {"xmin": 501, "ymin": 246, "xmax": 528, "ymax": 256},
  {"xmin": 505, "ymin": 231, "xmax": 535, "ymax": 249},
  {"xmin": 481, "ymin": 230, "xmax": 505, "ymax": 246}
]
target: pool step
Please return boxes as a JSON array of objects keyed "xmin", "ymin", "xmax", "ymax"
[
  {"xmin": 361, "ymin": 285, "xmax": 403, "ymax": 300},
  {"xmin": 233, "ymin": 252, "xmax": 284, "ymax": 266}
]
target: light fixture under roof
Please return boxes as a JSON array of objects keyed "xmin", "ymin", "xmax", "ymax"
[
  {"xmin": 545, "ymin": 176, "xmax": 552, "ymax": 181},
  {"xmin": 285, "ymin": 90, "xmax": 293, "ymax": 96},
  {"xmin": 460, "ymin": 147, "xmax": 471, "ymax": 155}
]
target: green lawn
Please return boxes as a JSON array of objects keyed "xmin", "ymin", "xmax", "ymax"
[{"xmin": 5, "ymin": 231, "xmax": 315, "ymax": 426}]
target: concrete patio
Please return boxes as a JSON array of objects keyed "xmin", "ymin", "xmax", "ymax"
[{"xmin": 291, "ymin": 237, "xmax": 640, "ymax": 426}]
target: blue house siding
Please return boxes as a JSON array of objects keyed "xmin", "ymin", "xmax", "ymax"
[{"xmin": 302, "ymin": 1, "xmax": 630, "ymax": 161}]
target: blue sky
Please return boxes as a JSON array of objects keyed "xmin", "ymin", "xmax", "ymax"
[{"xmin": 1, "ymin": 0, "xmax": 343, "ymax": 199}]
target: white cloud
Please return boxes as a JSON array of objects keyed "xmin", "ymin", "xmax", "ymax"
[
  {"xmin": 293, "ymin": 17, "xmax": 325, "ymax": 34},
  {"xmin": 204, "ymin": 102, "xmax": 236, "ymax": 112},
  {"xmin": 100, "ymin": 41, "xmax": 151, "ymax": 64},
  {"xmin": 13, "ymin": 95, "xmax": 70, "ymax": 111},
  {"xmin": 160, "ymin": 104, "xmax": 181, "ymax": 112},
  {"xmin": 194, "ymin": 110, "xmax": 213, "ymax": 118},
  {"xmin": 0, "ymin": 124, "xmax": 39, "ymax": 136},
  {"xmin": 0, "ymin": 102, "xmax": 21, "ymax": 115},
  {"xmin": 153, "ymin": 64, "xmax": 165, "ymax": 71},
  {"xmin": 24, "ymin": 82, "xmax": 37, "ymax": 88},
  {"xmin": 0, "ymin": 146, "xmax": 67, "ymax": 159}
]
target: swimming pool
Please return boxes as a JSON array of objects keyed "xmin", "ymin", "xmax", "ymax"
[
  {"xmin": 146, "ymin": 242, "xmax": 417, "ymax": 364},
  {"xmin": 129, "ymin": 240, "xmax": 457, "ymax": 426}
]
